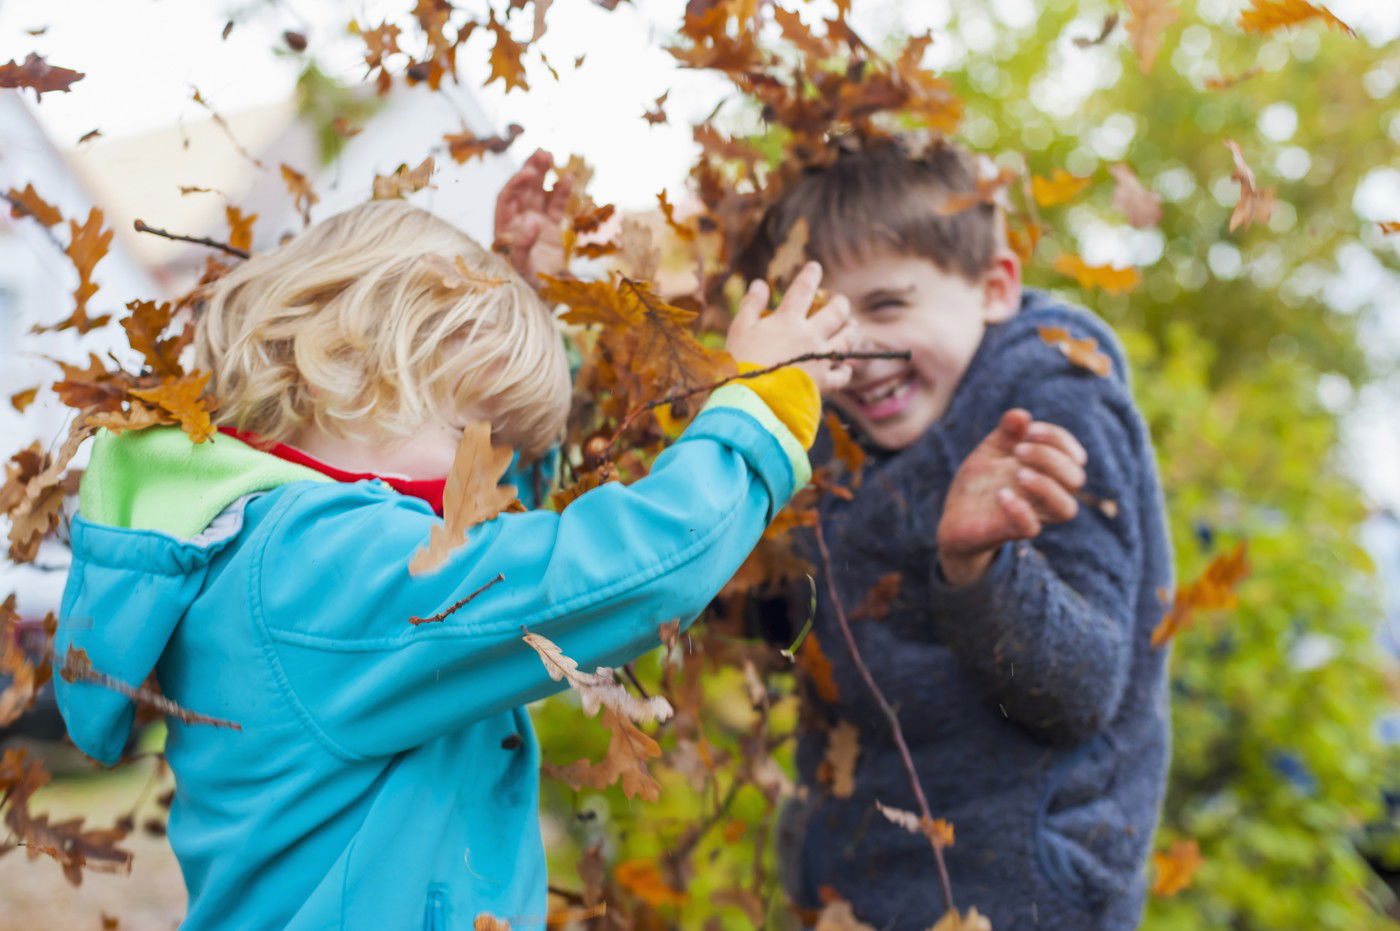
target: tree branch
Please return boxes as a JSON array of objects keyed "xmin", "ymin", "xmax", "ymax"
[
  {"xmin": 812, "ymin": 520, "xmax": 955, "ymax": 912},
  {"xmin": 133, "ymin": 219, "xmax": 249, "ymax": 259},
  {"xmin": 409, "ymin": 572, "xmax": 505, "ymax": 625}
]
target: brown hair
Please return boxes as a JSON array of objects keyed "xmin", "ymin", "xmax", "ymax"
[{"xmin": 734, "ymin": 137, "xmax": 999, "ymax": 285}]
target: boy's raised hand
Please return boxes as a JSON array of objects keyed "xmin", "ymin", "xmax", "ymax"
[
  {"xmin": 725, "ymin": 262, "xmax": 855, "ymax": 394},
  {"xmin": 937, "ymin": 409, "xmax": 1088, "ymax": 587},
  {"xmin": 493, "ymin": 148, "xmax": 572, "ymax": 284}
]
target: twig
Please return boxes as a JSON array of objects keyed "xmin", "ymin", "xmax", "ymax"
[
  {"xmin": 58, "ymin": 646, "xmax": 242, "ymax": 731},
  {"xmin": 621, "ymin": 662, "xmax": 652, "ymax": 700},
  {"xmin": 133, "ymin": 219, "xmax": 250, "ymax": 259},
  {"xmin": 409, "ymin": 572, "xmax": 505, "ymax": 625},
  {"xmin": 0, "ymin": 190, "xmax": 65, "ymax": 251},
  {"xmin": 812, "ymin": 520, "xmax": 954, "ymax": 912}
]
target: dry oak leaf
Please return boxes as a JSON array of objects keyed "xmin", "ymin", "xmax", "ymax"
[
  {"xmin": 927, "ymin": 907, "xmax": 993, "ymax": 931},
  {"xmin": 1123, "ymin": 0, "xmax": 1180, "ymax": 74},
  {"xmin": 372, "ymin": 156, "xmax": 435, "ymax": 200},
  {"xmin": 10, "ymin": 388, "xmax": 38, "ymax": 413},
  {"xmin": 1109, "ymin": 163, "xmax": 1162, "ymax": 229},
  {"xmin": 824, "ymin": 410, "xmax": 866, "ymax": 483},
  {"xmin": 1237, "ymin": 0, "xmax": 1354, "ymax": 35},
  {"xmin": 58, "ymin": 208, "xmax": 114, "ymax": 334},
  {"xmin": 6, "ymin": 183, "xmax": 62, "ymax": 227},
  {"xmin": 4, "ymin": 423, "xmax": 91, "ymax": 562},
  {"xmin": 796, "ymin": 631, "xmax": 840, "ymax": 703},
  {"xmin": 571, "ymin": 203, "xmax": 616, "ymax": 235},
  {"xmin": 1151, "ymin": 540, "xmax": 1249, "ymax": 647},
  {"xmin": 0, "ymin": 53, "xmax": 85, "ymax": 99},
  {"xmin": 1151, "ymin": 839, "xmax": 1204, "ymax": 896},
  {"xmin": 486, "ymin": 9, "xmax": 529, "ymax": 92},
  {"xmin": 1051, "ymin": 254, "xmax": 1141, "ymax": 298},
  {"xmin": 814, "ymin": 899, "xmax": 876, "ymax": 931},
  {"xmin": 821, "ymin": 720, "xmax": 860, "ymax": 798},
  {"xmin": 444, "ymin": 124, "xmax": 524, "ymax": 164},
  {"xmin": 656, "ymin": 190, "xmax": 696, "ymax": 242},
  {"xmin": 521, "ymin": 628, "xmax": 674, "ymax": 722},
  {"xmin": 473, "ymin": 915, "xmax": 511, "ymax": 931},
  {"xmin": 615, "ymin": 217, "xmax": 661, "ymax": 281},
  {"xmin": 225, "ymin": 206, "xmax": 256, "ymax": 252},
  {"xmin": 51, "ymin": 353, "xmax": 129, "ymax": 413},
  {"xmin": 410, "ymin": 421, "xmax": 516, "ymax": 575},
  {"xmin": 1224, "ymin": 140, "xmax": 1276, "ymax": 232},
  {"xmin": 1030, "ymin": 169, "xmax": 1092, "ymax": 208},
  {"xmin": 851, "ymin": 572, "xmax": 902, "ymax": 621},
  {"xmin": 615, "ymin": 858, "xmax": 688, "ymax": 907},
  {"xmin": 643, "ymin": 89, "xmax": 670, "ymax": 125},
  {"xmin": 1037, "ymin": 324, "xmax": 1114, "ymax": 377},
  {"xmin": 422, "ymin": 254, "xmax": 506, "ymax": 292},
  {"xmin": 129, "ymin": 373, "xmax": 216, "ymax": 444},
  {"xmin": 120, "ymin": 299, "xmax": 187, "ymax": 377},
  {"xmin": 280, "ymin": 163, "xmax": 319, "ymax": 225},
  {"xmin": 546, "ymin": 706, "xmax": 665, "ymax": 800}
]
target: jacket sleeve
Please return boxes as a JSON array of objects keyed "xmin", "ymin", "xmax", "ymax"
[
  {"xmin": 926, "ymin": 371, "xmax": 1148, "ymax": 746},
  {"xmin": 253, "ymin": 384, "xmax": 812, "ymax": 760}
]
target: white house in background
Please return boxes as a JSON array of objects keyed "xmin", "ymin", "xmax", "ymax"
[{"xmin": 0, "ymin": 78, "xmax": 520, "ymax": 619}]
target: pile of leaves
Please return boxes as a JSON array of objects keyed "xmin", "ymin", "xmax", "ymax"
[{"xmin": 2, "ymin": 0, "xmax": 1396, "ymax": 928}]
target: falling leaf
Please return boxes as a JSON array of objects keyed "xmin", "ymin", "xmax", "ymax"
[
  {"xmin": 657, "ymin": 190, "xmax": 696, "ymax": 241},
  {"xmin": 422, "ymin": 254, "xmax": 506, "ymax": 292},
  {"xmin": 546, "ymin": 706, "xmax": 665, "ymax": 799},
  {"xmin": 1151, "ymin": 839, "xmax": 1204, "ymax": 896},
  {"xmin": 937, "ymin": 166, "xmax": 1018, "ymax": 216},
  {"xmin": 225, "ymin": 206, "xmax": 256, "ymax": 252},
  {"xmin": 1073, "ymin": 13, "xmax": 1119, "ymax": 48},
  {"xmin": 120, "ymin": 299, "xmax": 187, "ymax": 377},
  {"xmin": 1030, "ymin": 169, "xmax": 1092, "ymax": 208},
  {"xmin": 76, "ymin": 128, "xmax": 102, "ymax": 145},
  {"xmin": 615, "ymin": 858, "xmax": 688, "ymax": 907},
  {"xmin": 1237, "ymin": 0, "xmax": 1354, "ymax": 35},
  {"xmin": 6, "ymin": 183, "xmax": 62, "ymax": 227},
  {"xmin": 221, "ymin": 20, "xmax": 234, "ymax": 40},
  {"xmin": 1051, "ymin": 254, "xmax": 1140, "ymax": 297},
  {"xmin": 821, "ymin": 721, "xmax": 860, "ymax": 797},
  {"xmin": 875, "ymin": 801, "xmax": 955, "ymax": 849},
  {"xmin": 850, "ymin": 572, "xmax": 901, "ymax": 621},
  {"xmin": 1204, "ymin": 68, "xmax": 1261, "ymax": 90},
  {"xmin": 522, "ymin": 629, "xmax": 674, "ymax": 722},
  {"xmin": 643, "ymin": 90, "xmax": 670, "ymax": 125},
  {"xmin": 359, "ymin": 20, "xmax": 402, "ymax": 93},
  {"xmin": 928, "ymin": 907, "xmax": 992, "ymax": 931},
  {"xmin": 372, "ymin": 156, "xmax": 435, "ymax": 200},
  {"xmin": 796, "ymin": 631, "xmax": 840, "ymax": 702},
  {"xmin": 824, "ymin": 411, "xmax": 865, "ymax": 483},
  {"xmin": 1378, "ymin": 221, "xmax": 1400, "ymax": 234},
  {"xmin": 10, "ymin": 388, "xmax": 38, "ymax": 413},
  {"xmin": 57, "ymin": 208, "xmax": 114, "ymax": 334},
  {"xmin": 1109, "ymin": 163, "xmax": 1162, "ymax": 228},
  {"xmin": 51, "ymin": 353, "xmax": 128, "ymax": 413},
  {"xmin": 1224, "ymin": 140, "xmax": 1276, "ymax": 232},
  {"xmin": 571, "ymin": 203, "xmax": 616, "ymax": 235},
  {"xmin": 486, "ymin": 9, "xmax": 529, "ymax": 91},
  {"xmin": 1152, "ymin": 541, "xmax": 1249, "ymax": 647},
  {"xmin": 1037, "ymin": 324, "xmax": 1115, "ymax": 376},
  {"xmin": 1123, "ymin": 0, "xmax": 1179, "ymax": 74},
  {"xmin": 279, "ymin": 163, "xmax": 318, "ymax": 225},
  {"xmin": 765, "ymin": 217, "xmax": 810, "ymax": 288},
  {"xmin": 0, "ymin": 53, "xmax": 85, "ymax": 100},
  {"xmin": 283, "ymin": 30, "xmax": 308, "ymax": 52},
  {"xmin": 814, "ymin": 899, "xmax": 876, "ymax": 931},
  {"xmin": 443, "ymin": 124, "xmax": 524, "ymax": 164},
  {"xmin": 0, "ymin": 596, "xmax": 49, "ymax": 727},
  {"xmin": 410, "ymin": 421, "xmax": 517, "ymax": 575},
  {"xmin": 1006, "ymin": 220, "xmax": 1041, "ymax": 265},
  {"xmin": 129, "ymin": 372, "xmax": 217, "ymax": 443},
  {"xmin": 86, "ymin": 402, "xmax": 172, "ymax": 436},
  {"xmin": 473, "ymin": 915, "xmax": 511, "ymax": 931}
]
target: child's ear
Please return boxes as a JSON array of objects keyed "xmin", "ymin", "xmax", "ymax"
[{"xmin": 979, "ymin": 248, "xmax": 1022, "ymax": 324}]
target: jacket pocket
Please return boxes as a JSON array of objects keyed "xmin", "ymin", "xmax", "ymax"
[
  {"xmin": 423, "ymin": 885, "xmax": 449, "ymax": 931},
  {"xmin": 1033, "ymin": 733, "xmax": 1139, "ymax": 912}
]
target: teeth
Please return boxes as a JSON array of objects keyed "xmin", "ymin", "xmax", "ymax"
[{"xmin": 856, "ymin": 376, "xmax": 908, "ymax": 406}]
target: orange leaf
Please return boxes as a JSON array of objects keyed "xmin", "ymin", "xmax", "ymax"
[
  {"xmin": 937, "ymin": 167, "xmax": 1018, "ymax": 216},
  {"xmin": 410, "ymin": 421, "xmax": 517, "ymax": 575},
  {"xmin": 225, "ymin": 206, "xmax": 256, "ymax": 252},
  {"xmin": 10, "ymin": 388, "xmax": 38, "ymax": 413},
  {"xmin": 850, "ymin": 572, "xmax": 901, "ymax": 621},
  {"xmin": 1151, "ymin": 839, "xmax": 1204, "ymax": 896},
  {"xmin": 1030, "ymin": 169, "xmax": 1092, "ymax": 208},
  {"xmin": 1109, "ymin": 163, "xmax": 1162, "ymax": 229},
  {"xmin": 0, "ymin": 53, "xmax": 84, "ymax": 100},
  {"xmin": 120, "ymin": 299, "xmax": 187, "ymax": 377},
  {"xmin": 1006, "ymin": 219, "xmax": 1042, "ymax": 266},
  {"xmin": 279, "ymin": 163, "xmax": 318, "ymax": 225},
  {"xmin": 57, "ymin": 208, "xmax": 114, "ymax": 334},
  {"xmin": 643, "ymin": 90, "xmax": 669, "ymax": 125},
  {"xmin": 796, "ymin": 632, "xmax": 840, "ymax": 703},
  {"xmin": 615, "ymin": 858, "xmax": 688, "ymax": 907},
  {"xmin": 443, "ymin": 124, "xmax": 523, "ymax": 164},
  {"xmin": 1123, "ymin": 0, "xmax": 1180, "ymax": 74},
  {"xmin": 1037, "ymin": 324, "xmax": 1114, "ymax": 377},
  {"xmin": 1151, "ymin": 541, "xmax": 1249, "ymax": 647},
  {"xmin": 1378, "ymin": 221, "xmax": 1400, "ymax": 235},
  {"xmin": 1224, "ymin": 140, "xmax": 1276, "ymax": 232},
  {"xmin": 85, "ymin": 401, "xmax": 173, "ymax": 436},
  {"xmin": 52, "ymin": 353, "xmax": 129, "ymax": 413},
  {"xmin": 6, "ymin": 183, "xmax": 62, "ymax": 227},
  {"xmin": 473, "ymin": 914, "xmax": 511, "ymax": 931},
  {"xmin": 1050, "ymin": 254, "xmax": 1141, "ymax": 297},
  {"xmin": 371, "ymin": 156, "xmax": 435, "ymax": 200},
  {"xmin": 1237, "ymin": 0, "xmax": 1354, "ymax": 35},
  {"xmin": 824, "ymin": 410, "xmax": 865, "ymax": 483},
  {"xmin": 129, "ymin": 372, "xmax": 217, "ymax": 444},
  {"xmin": 571, "ymin": 203, "xmax": 615, "ymax": 235},
  {"xmin": 656, "ymin": 190, "xmax": 696, "ymax": 242},
  {"xmin": 486, "ymin": 9, "xmax": 529, "ymax": 92}
]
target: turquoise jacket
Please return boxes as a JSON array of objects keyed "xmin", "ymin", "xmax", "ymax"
[{"xmin": 55, "ymin": 384, "xmax": 809, "ymax": 930}]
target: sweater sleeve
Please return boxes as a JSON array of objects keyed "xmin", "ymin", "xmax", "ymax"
[
  {"xmin": 253, "ymin": 386, "xmax": 813, "ymax": 760},
  {"xmin": 926, "ymin": 371, "xmax": 1147, "ymax": 746}
]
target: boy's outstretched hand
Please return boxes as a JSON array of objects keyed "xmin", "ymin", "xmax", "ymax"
[
  {"xmin": 937, "ymin": 409, "xmax": 1088, "ymax": 587},
  {"xmin": 493, "ymin": 149, "xmax": 571, "ymax": 284},
  {"xmin": 725, "ymin": 262, "xmax": 855, "ymax": 394}
]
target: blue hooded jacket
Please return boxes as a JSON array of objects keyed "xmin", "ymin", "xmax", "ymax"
[{"xmin": 55, "ymin": 383, "xmax": 810, "ymax": 930}]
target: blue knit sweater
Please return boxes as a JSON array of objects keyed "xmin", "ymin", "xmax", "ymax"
[{"xmin": 781, "ymin": 290, "xmax": 1174, "ymax": 929}]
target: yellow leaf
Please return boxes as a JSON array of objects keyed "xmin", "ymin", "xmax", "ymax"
[
  {"xmin": 486, "ymin": 9, "xmax": 529, "ymax": 92},
  {"xmin": 225, "ymin": 205, "xmax": 256, "ymax": 251},
  {"xmin": 927, "ymin": 907, "xmax": 993, "ymax": 931},
  {"xmin": 1050, "ymin": 254, "xmax": 1140, "ymax": 297},
  {"xmin": 1036, "ymin": 323, "xmax": 1115, "ymax": 377},
  {"xmin": 1237, "ymin": 0, "xmax": 1354, "ymax": 35},
  {"xmin": 129, "ymin": 372, "xmax": 216, "ymax": 444},
  {"xmin": 1030, "ymin": 169, "xmax": 1091, "ymax": 208},
  {"xmin": 1151, "ymin": 839, "xmax": 1204, "ymax": 896},
  {"xmin": 1152, "ymin": 542, "xmax": 1249, "ymax": 647}
]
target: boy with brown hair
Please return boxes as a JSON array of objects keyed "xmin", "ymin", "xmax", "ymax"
[{"xmin": 737, "ymin": 138, "xmax": 1174, "ymax": 930}]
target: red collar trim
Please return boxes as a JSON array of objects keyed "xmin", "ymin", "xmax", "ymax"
[{"xmin": 218, "ymin": 427, "xmax": 446, "ymax": 516}]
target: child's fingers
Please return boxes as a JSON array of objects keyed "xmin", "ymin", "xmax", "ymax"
[
  {"xmin": 988, "ymin": 408, "xmax": 1033, "ymax": 454},
  {"xmin": 808, "ymin": 293, "xmax": 851, "ymax": 339},
  {"xmin": 1013, "ymin": 442, "xmax": 1085, "ymax": 491},
  {"xmin": 1015, "ymin": 467, "xmax": 1080, "ymax": 523},
  {"xmin": 777, "ymin": 262, "xmax": 823, "ymax": 318},
  {"xmin": 1025, "ymin": 421, "xmax": 1087, "ymax": 466},
  {"xmin": 996, "ymin": 486, "xmax": 1041, "ymax": 539},
  {"xmin": 545, "ymin": 173, "xmax": 572, "ymax": 222},
  {"xmin": 732, "ymin": 280, "xmax": 769, "ymax": 332}
]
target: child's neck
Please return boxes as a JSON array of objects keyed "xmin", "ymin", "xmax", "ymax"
[{"xmin": 289, "ymin": 424, "xmax": 460, "ymax": 481}]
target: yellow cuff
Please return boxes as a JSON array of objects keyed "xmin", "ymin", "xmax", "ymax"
[{"xmin": 735, "ymin": 362, "xmax": 821, "ymax": 450}]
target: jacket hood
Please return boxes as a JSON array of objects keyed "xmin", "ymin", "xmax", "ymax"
[{"xmin": 56, "ymin": 427, "xmax": 323, "ymax": 764}]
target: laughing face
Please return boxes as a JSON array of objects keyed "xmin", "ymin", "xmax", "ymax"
[{"xmin": 822, "ymin": 249, "xmax": 1021, "ymax": 450}]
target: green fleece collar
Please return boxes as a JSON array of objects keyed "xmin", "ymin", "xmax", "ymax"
[{"xmin": 80, "ymin": 427, "xmax": 328, "ymax": 539}]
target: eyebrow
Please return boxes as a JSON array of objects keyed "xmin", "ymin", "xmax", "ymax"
[{"xmin": 858, "ymin": 284, "xmax": 915, "ymax": 305}]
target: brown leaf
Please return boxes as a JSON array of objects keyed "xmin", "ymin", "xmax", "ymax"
[
  {"xmin": 1151, "ymin": 839, "xmax": 1204, "ymax": 896},
  {"xmin": 1151, "ymin": 541, "xmax": 1249, "ymax": 647},
  {"xmin": 1030, "ymin": 169, "xmax": 1092, "ymax": 208},
  {"xmin": 796, "ymin": 632, "xmax": 839, "ymax": 703},
  {"xmin": 422, "ymin": 254, "xmax": 506, "ymax": 293},
  {"xmin": 1224, "ymin": 140, "xmax": 1276, "ymax": 232},
  {"xmin": 283, "ymin": 30, "xmax": 308, "ymax": 52},
  {"xmin": 1108, "ymin": 163, "xmax": 1162, "ymax": 228},
  {"xmin": 874, "ymin": 801, "xmax": 954, "ymax": 849},
  {"xmin": 85, "ymin": 402, "xmax": 173, "ymax": 436},
  {"xmin": 279, "ymin": 163, "xmax": 318, "ymax": 225},
  {"xmin": 100, "ymin": 912, "xmax": 120, "ymax": 929},
  {"xmin": 1203, "ymin": 68, "xmax": 1261, "ymax": 90},
  {"xmin": 546, "ymin": 706, "xmax": 665, "ymax": 800},
  {"xmin": 410, "ymin": 422, "xmax": 517, "ymax": 575},
  {"xmin": 615, "ymin": 858, "xmax": 688, "ymax": 906},
  {"xmin": 128, "ymin": 372, "xmax": 217, "ymax": 443},
  {"xmin": 225, "ymin": 206, "xmax": 256, "ymax": 252},
  {"xmin": 120, "ymin": 299, "xmax": 187, "ymax": 377},
  {"xmin": 10, "ymin": 388, "xmax": 38, "ymax": 413},
  {"xmin": 372, "ymin": 156, "xmax": 435, "ymax": 200},
  {"xmin": 657, "ymin": 190, "xmax": 696, "ymax": 242},
  {"xmin": 572, "ymin": 203, "xmax": 616, "ymax": 235},
  {"xmin": 821, "ymin": 721, "xmax": 859, "ymax": 798},
  {"xmin": 522, "ymin": 628, "xmax": 674, "ymax": 722},
  {"xmin": 823, "ymin": 411, "xmax": 865, "ymax": 483},
  {"xmin": 52, "ymin": 353, "xmax": 129, "ymax": 414},
  {"xmin": 486, "ymin": 9, "xmax": 529, "ymax": 91},
  {"xmin": 3, "ymin": 423, "xmax": 92, "ymax": 562},
  {"xmin": 643, "ymin": 90, "xmax": 670, "ymax": 125},
  {"xmin": 1123, "ymin": 0, "xmax": 1179, "ymax": 74},
  {"xmin": 1050, "ymin": 255, "xmax": 1141, "ymax": 297},
  {"xmin": 765, "ymin": 217, "xmax": 810, "ymax": 289},
  {"xmin": 6, "ymin": 183, "xmax": 62, "ymax": 227},
  {"xmin": 1036, "ymin": 324, "xmax": 1115, "ymax": 376},
  {"xmin": 850, "ymin": 573, "xmax": 901, "ymax": 621},
  {"xmin": 616, "ymin": 219, "xmax": 661, "ymax": 281},
  {"xmin": 55, "ymin": 208, "xmax": 114, "ymax": 334},
  {"xmin": 0, "ymin": 53, "xmax": 85, "ymax": 99},
  {"xmin": 1237, "ymin": 0, "xmax": 1354, "ymax": 35},
  {"xmin": 1073, "ymin": 13, "xmax": 1119, "ymax": 47},
  {"xmin": 814, "ymin": 899, "xmax": 875, "ymax": 931},
  {"xmin": 0, "ymin": 595, "xmax": 49, "ymax": 727},
  {"xmin": 444, "ymin": 124, "xmax": 524, "ymax": 163}
]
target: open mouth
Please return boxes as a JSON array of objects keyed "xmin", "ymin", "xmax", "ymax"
[{"xmin": 847, "ymin": 371, "xmax": 918, "ymax": 421}]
